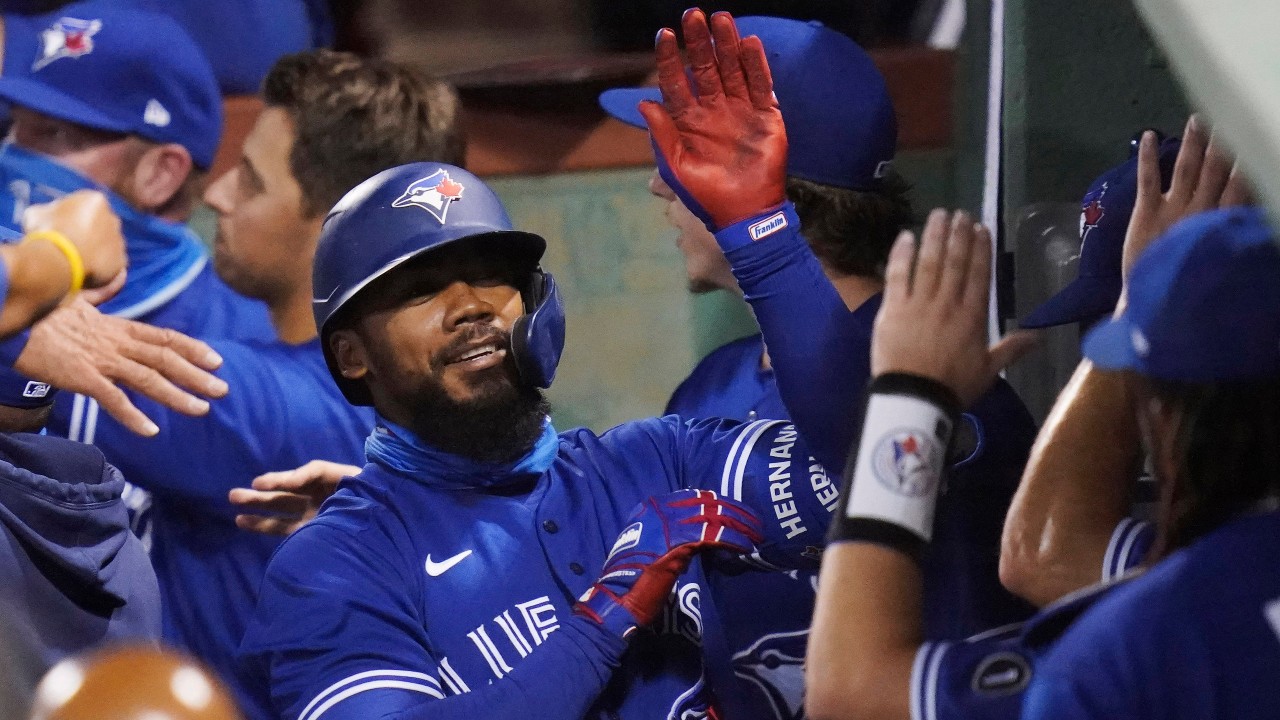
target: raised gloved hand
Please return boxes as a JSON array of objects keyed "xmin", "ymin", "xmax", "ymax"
[
  {"xmin": 575, "ymin": 489, "xmax": 762, "ymax": 639},
  {"xmin": 638, "ymin": 9, "xmax": 788, "ymax": 233}
]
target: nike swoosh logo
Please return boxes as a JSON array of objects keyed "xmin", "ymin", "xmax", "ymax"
[{"xmin": 425, "ymin": 549, "xmax": 472, "ymax": 577}]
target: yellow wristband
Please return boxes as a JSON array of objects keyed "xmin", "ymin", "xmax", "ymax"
[{"xmin": 23, "ymin": 230, "xmax": 84, "ymax": 296}]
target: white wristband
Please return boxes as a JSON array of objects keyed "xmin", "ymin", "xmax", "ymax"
[{"xmin": 844, "ymin": 393, "xmax": 952, "ymax": 542}]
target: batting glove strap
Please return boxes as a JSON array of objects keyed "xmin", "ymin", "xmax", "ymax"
[
  {"xmin": 712, "ymin": 202, "xmax": 798, "ymax": 253},
  {"xmin": 575, "ymin": 489, "xmax": 763, "ymax": 640},
  {"xmin": 829, "ymin": 373, "xmax": 960, "ymax": 563}
]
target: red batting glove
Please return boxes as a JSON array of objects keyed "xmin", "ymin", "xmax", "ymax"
[
  {"xmin": 575, "ymin": 489, "xmax": 763, "ymax": 639},
  {"xmin": 638, "ymin": 9, "xmax": 788, "ymax": 232}
]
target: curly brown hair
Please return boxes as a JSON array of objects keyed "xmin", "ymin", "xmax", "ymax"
[{"xmin": 785, "ymin": 171, "xmax": 914, "ymax": 279}]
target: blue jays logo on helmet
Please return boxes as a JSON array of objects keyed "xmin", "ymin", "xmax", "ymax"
[
  {"xmin": 732, "ymin": 629, "xmax": 808, "ymax": 720},
  {"xmin": 34, "ymin": 17, "xmax": 102, "ymax": 71},
  {"xmin": 392, "ymin": 169, "xmax": 465, "ymax": 224}
]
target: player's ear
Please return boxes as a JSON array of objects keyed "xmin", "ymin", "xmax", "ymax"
[
  {"xmin": 128, "ymin": 142, "xmax": 194, "ymax": 216},
  {"xmin": 330, "ymin": 329, "xmax": 370, "ymax": 382}
]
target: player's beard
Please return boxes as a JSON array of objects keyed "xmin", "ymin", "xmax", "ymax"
[{"xmin": 402, "ymin": 334, "xmax": 550, "ymax": 465}]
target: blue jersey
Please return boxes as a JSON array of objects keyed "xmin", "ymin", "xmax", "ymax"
[
  {"xmin": 1023, "ymin": 509, "xmax": 1280, "ymax": 720},
  {"xmin": 241, "ymin": 214, "xmax": 861, "ymax": 719},
  {"xmin": 903, "ymin": 511, "xmax": 1162, "ymax": 720},
  {"xmin": 667, "ymin": 302, "xmax": 1036, "ymax": 720},
  {"xmin": 54, "ymin": 337, "xmax": 373, "ymax": 711},
  {"xmin": 665, "ymin": 333, "xmax": 787, "ymax": 422},
  {"xmin": 239, "ymin": 418, "xmax": 837, "ymax": 720}
]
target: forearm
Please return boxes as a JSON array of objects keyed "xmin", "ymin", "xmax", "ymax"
[
  {"xmin": 999, "ymin": 361, "xmax": 1141, "ymax": 607},
  {"xmin": 724, "ymin": 209, "xmax": 870, "ymax": 475},
  {"xmin": 806, "ymin": 542, "xmax": 919, "ymax": 720},
  {"xmin": 0, "ymin": 238, "xmax": 76, "ymax": 337}
]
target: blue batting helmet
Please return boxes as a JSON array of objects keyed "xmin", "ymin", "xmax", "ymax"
[{"xmin": 312, "ymin": 162, "xmax": 566, "ymax": 405}]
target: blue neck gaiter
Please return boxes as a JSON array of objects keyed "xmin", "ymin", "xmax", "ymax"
[
  {"xmin": 364, "ymin": 415, "xmax": 559, "ymax": 490},
  {"xmin": 0, "ymin": 143, "xmax": 208, "ymax": 319}
]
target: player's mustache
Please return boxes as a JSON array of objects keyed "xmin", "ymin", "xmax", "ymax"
[{"xmin": 430, "ymin": 326, "xmax": 512, "ymax": 370}]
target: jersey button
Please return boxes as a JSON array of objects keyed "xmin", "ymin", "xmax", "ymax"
[
  {"xmin": 542, "ymin": 520, "xmax": 559, "ymax": 534},
  {"xmin": 569, "ymin": 562, "xmax": 585, "ymax": 575}
]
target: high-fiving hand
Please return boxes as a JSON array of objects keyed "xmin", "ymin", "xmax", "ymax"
[
  {"xmin": 639, "ymin": 9, "xmax": 787, "ymax": 231},
  {"xmin": 873, "ymin": 211, "xmax": 1035, "ymax": 407}
]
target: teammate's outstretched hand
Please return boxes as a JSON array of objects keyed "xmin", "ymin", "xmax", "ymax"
[
  {"xmin": 1123, "ymin": 116, "xmax": 1251, "ymax": 281},
  {"xmin": 23, "ymin": 190, "xmax": 126, "ymax": 292},
  {"xmin": 576, "ymin": 489, "xmax": 762, "ymax": 639},
  {"xmin": 872, "ymin": 210, "xmax": 1034, "ymax": 407},
  {"xmin": 638, "ymin": 9, "xmax": 787, "ymax": 231},
  {"xmin": 15, "ymin": 299, "xmax": 228, "ymax": 436},
  {"xmin": 230, "ymin": 459, "xmax": 358, "ymax": 536}
]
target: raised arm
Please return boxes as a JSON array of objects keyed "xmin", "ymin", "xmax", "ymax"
[
  {"xmin": 999, "ymin": 117, "xmax": 1249, "ymax": 606},
  {"xmin": 807, "ymin": 210, "xmax": 1032, "ymax": 720},
  {"xmin": 639, "ymin": 9, "xmax": 870, "ymax": 475}
]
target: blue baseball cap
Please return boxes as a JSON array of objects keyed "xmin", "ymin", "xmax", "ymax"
[
  {"xmin": 1022, "ymin": 135, "xmax": 1179, "ymax": 329},
  {"xmin": 1083, "ymin": 206, "xmax": 1280, "ymax": 382},
  {"xmin": 598, "ymin": 15, "xmax": 896, "ymax": 190},
  {"xmin": 0, "ymin": 365, "xmax": 56, "ymax": 409},
  {"xmin": 0, "ymin": 2, "xmax": 222, "ymax": 169}
]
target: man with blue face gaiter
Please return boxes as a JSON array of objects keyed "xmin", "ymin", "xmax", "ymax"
[{"xmin": 0, "ymin": 2, "xmax": 273, "ymax": 341}]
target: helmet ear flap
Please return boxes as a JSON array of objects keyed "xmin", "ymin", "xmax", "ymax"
[{"xmin": 510, "ymin": 270, "xmax": 566, "ymax": 388}]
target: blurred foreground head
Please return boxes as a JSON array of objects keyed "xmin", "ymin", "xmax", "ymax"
[{"xmin": 28, "ymin": 644, "xmax": 242, "ymax": 720}]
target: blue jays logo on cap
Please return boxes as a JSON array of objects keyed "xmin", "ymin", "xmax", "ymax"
[
  {"xmin": 392, "ymin": 170, "xmax": 465, "ymax": 224},
  {"xmin": 34, "ymin": 17, "xmax": 102, "ymax": 71},
  {"xmin": 1080, "ymin": 181, "xmax": 1107, "ymax": 245},
  {"xmin": 872, "ymin": 429, "xmax": 942, "ymax": 496}
]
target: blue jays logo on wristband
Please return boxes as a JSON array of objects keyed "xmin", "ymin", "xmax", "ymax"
[
  {"xmin": 392, "ymin": 170, "xmax": 465, "ymax": 224},
  {"xmin": 871, "ymin": 429, "xmax": 943, "ymax": 496}
]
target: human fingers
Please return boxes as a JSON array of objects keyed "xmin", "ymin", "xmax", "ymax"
[
  {"xmin": 119, "ymin": 330, "xmax": 227, "ymax": 399},
  {"xmin": 738, "ymin": 34, "xmax": 776, "ymax": 111},
  {"xmin": 709, "ymin": 11, "xmax": 748, "ymax": 100},
  {"xmin": 109, "ymin": 354, "xmax": 210, "ymax": 417},
  {"xmin": 936, "ymin": 211, "xmax": 977, "ymax": 304},
  {"xmin": 123, "ymin": 318, "xmax": 224, "ymax": 373},
  {"xmin": 78, "ymin": 373, "xmax": 159, "ymax": 437},
  {"xmin": 882, "ymin": 231, "xmax": 917, "ymax": 307},
  {"xmin": 653, "ymin": 27, "xmax": 695, "ymax": 116},
  {"xmin": 251, "ymin": 459, "xmax": 356, "ymax": 493},
  {"xmin": 1132, "ymin": 130, "xmax": 1163, "ymax": 215},
  {"xmin": 79, "ymin": 268, "xmax": 126, "ymax": 306},
  {"xmin": 1188, "ymin": 131, "xmax": 1234, "ymax": 213},
  {"xmin": 1167, "ymin": 115, "xmax": 1207, "ymax": 205},
  {"xmin": 228, "ymin": 487, "xmax": 313, "ymax": 516},
  {"xmin": 962, "ymin": 223, "xmax": 994, "ymax": 314},
  {"xmin": 912, "ymin": 209, "xmax": 951, "ymax": 301},
  {"xmin": 234, "ymin": 514, "xmax": 307, "ymax": 537},
  {"xmin": 681, "ymin": 8, "xmax": 723, "ymax": 101},
  {"xmin": 1219, "ymin": 163, "xmax": 1254, "ymax": 207},
  {"xmin": 987, "ymin": 331, "xmax": 1038, "ymax": 375}
]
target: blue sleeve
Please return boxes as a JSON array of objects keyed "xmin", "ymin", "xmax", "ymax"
[
  {"xmin": 1021, "ymin": 595, "xmax": 1211, "ymax": 720},
  {"xmin": 722, "ymin": 207, "xmax": 872, "ymax": 477},
  {"xmin": 240, "ymin": 523, "xmax": 627, "ymax": 720},
  {"xmin": 672, "ymin": 417, "xmax": 839, "ymax": 571},
  {"xmin": 911, "ymin": 631, "xmax": 1033, "ymax": 720}
]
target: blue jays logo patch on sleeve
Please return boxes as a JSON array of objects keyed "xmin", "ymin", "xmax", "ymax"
[
  {"xmin": 392, "ymin": 170, "xmax": 465, "ymax": 224},
  {"xmin": 34, "ymin": 17, "xmax": 102, "ymax": 71}
]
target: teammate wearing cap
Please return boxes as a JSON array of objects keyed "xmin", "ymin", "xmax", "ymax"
[
  {"xmin": 238, "ymin": 11, "xmax": 867, "ymax": 719},
  {"xmin": 30, "ymin": 49, "xmax": 465, "ymax": 709},
  {"xmin": 601, "ymin": 16, "xmax": 1035, "ymax": 718},
  {"xmin": 1003, "ymin": 131, "xmax": 1180, "ymax": 609},
  {"xmin": 804, "ymin": 123, "xmax": 1254, "ymax": 720}
]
